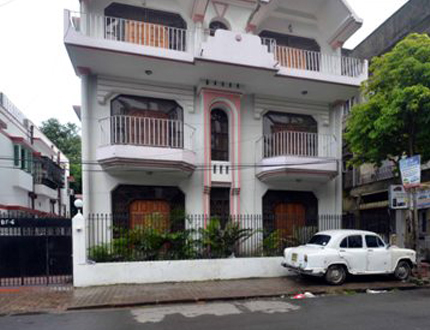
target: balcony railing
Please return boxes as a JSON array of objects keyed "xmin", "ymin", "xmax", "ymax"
[
  {"xmin": 34, "ymin": 156, "xmax": 64, "ymax": 190},
  {"xmin": 99, "ymin": 115, "xmax": 195, "ymax": 150},
  {"xmin": 261, "ymin": 38, "xmax": 366, "ymax": 78},
  {"xmin": 68, "ymin": 11, "xmax": 189, "ymax": 52},
  {"xmin": 344, "ymin": 165, "xmax": 396, "ymax": 189},
  {"xmin": 259, "ymin": 131, "xmax": 337, "ymax": 159}
]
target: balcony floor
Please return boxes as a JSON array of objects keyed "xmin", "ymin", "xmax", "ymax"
[
  {"xmin": 256, "ymin": 155, "xmax": 338, "ymax": 186},
  {"xmin": 97, "ymin": 144, "xmax": 196, "ymax": 175}
]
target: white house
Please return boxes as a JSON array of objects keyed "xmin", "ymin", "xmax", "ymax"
[
  {"xmin": 0, "ymin": 93, "xmax": 70, "ymax": 216},
  {"xmin": 65, "ymin": 0, "xmax": 367, "ymax": 228}
]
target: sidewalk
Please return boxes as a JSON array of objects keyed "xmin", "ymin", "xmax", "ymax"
[{"xmin": 0, "ymin": 275, "xmax": 423, "ymax": 316}]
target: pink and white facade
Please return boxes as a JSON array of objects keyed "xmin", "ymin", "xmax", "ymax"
[{"xmin": 65, "ymin": 0, "xmax": 367, "ymax": 221}]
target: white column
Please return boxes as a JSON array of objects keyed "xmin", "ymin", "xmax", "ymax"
[{"xmin": 81, "ymin": 74, "xmax": 91, "ymax": 216}]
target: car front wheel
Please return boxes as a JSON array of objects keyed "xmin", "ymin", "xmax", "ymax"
[
  {"xmin": 394, "ymin": 261, "xmax": 411, "ymax": 281},
  {"xmin": 325, "ymin": 265, "xmax": 346, "ymax": 285}
]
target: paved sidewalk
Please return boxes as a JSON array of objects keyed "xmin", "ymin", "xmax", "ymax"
[{"xmin": 0, "ymin": 275, "xmax": 423, "ymax": 316}]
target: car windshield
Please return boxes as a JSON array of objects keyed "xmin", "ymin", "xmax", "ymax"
[{"xmin": 308, "ymin": 234, "xmax": 331, "ymax": 246}]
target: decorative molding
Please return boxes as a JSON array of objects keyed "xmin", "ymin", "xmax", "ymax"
[
  {"xmin": 254, "ymin": 95, "xmax": 329, "ymax": 120},
  {"xmin": 212, "ymin": 1, "xmax": 229, "ymax": 18},
  {"xmin": 97, "ymin": 76, "xmax": 195, "ymax": 112},
  {"xmin": 231, "ymin": 188, "xmax": 241, "ymax": 196},
  {"xmin": 77, "ymin": 66, "xmax": 92, "ymax": 76},
  {"xmin": 203, "ymin": 186, "xmax": 211, "ymax": 195}
]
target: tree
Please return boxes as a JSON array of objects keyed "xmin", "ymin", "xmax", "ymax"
[
  {"xmin": 40, "ymin": 118, "xmax": 82, "ymax": 193},
  {"xmin": 345, "ymin": 33, "xmax": 430, "ymax": 253},
  {"xmin": 345, "ymin": 33, "xmax": 430, "ymax": 168}
]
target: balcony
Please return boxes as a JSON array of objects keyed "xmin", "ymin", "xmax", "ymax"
[
  {"xmin": 97, "ymin": 115, "xmax": 196, "ymax": 175},
  {"xmin": 261, "ymin": 38, "xmax": 367, "ymax": 83},
  {"xmin": 344, "ymin": 165, "xmax": 396, "ymax": 190},
  {"xmin": 64, "ymin": 10, "xmax": 367, "ymax": 96},
  {"xmin": 34, "ymin": 156, "xmax": 65, "ymax": 191},
  {"xmin": 256, "ymin": 131, "xmax": 338, "ymax": 184},
  {"xmin": 64, "ymin": 10, "xmax": 193, "ymax": 62}
]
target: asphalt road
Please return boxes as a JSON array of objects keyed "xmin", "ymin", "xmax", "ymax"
[{"xmin": 1, "ymin": 289, "xmax": 429, "ymax": 330}]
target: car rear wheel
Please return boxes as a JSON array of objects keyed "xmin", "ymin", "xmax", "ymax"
[
  {"xmin": 394, "ymin": 261, "xmax": 411, "ymax": 281},
  {"xmin": 325, "ymin": 265, "xmax": 346, "ymax": 285}
]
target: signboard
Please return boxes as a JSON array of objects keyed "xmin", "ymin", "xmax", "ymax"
[
  {"xmin": 399, "ymin": 155, "xmax": 421, "ymax": 188},
  {"xmin": 389, "ymin": 185, "xmax": 409, "ymax": 209},
  {"xmin": 417, "ymin": 189, "xmax": 430, "ymax": 210}
]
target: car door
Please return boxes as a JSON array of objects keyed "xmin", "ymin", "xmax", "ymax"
[
  {"xmin": 339, "ymin": 235, "xmax": 367, "ymax": 273},
  {"xmin": 365, "ymin": 235, "xmax": 391, "ymax": 273}
]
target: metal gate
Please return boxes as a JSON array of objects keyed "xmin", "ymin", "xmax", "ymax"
[{"xmin": 0, "ymin": 216, "xmax": 72, "ymax": 286}]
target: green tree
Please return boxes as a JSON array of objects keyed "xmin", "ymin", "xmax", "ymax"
[
  {"xmin": 40, "ymin": 118, "xmax": 82, "ymax": 193},
  {"xmin": 345, "ymin": 33, "xmax": 430, "ymax": 168},
  {"xmin": 345, "ymin": 33, "xmax": 430, "ymax": 252}
]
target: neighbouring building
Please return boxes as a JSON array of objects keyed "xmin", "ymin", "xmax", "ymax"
[
  {"xmin": 65, "ymin": 0, "xmax": 367, "ymax": 228},
  {"xmin": 343, "ymin": 0, "xmax": 430, "ymax": 256},
  {"xmin": 0, "ymin": 93, "xmax": 71, "ymax": 216}
]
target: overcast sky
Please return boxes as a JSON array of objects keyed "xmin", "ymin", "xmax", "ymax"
[{"xmin": 0, "ymin": 0, "xmax": 409, "ymax": 128}]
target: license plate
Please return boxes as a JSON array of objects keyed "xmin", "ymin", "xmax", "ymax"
[{"xmin": 291, "ymin": 253, "xmax": 297, "ymax": 262}]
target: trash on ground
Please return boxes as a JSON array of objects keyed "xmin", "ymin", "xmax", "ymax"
[
  {"xmin": 291, "ymin": 292, "xmax": 316, "ymax": 299},
  {"xmin": 366, "ymin": 289, "xmax": 387, "ymax": 294}
]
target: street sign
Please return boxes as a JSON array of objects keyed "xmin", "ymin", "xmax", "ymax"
[
  {"xmin": 389, "ymin": 185, "xmax": 409, "ymax": 209},
  {"xmin": 399, "ymin": 155, "xmax": 421, "ymax": 188},
  {"xmin": 417, "ymin": 189, "xmax": 430, "ymax": 210}
]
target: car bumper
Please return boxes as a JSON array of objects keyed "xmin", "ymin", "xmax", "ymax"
[{"xmin": 281, "ymin": 261, "xmax": 325, "ymax": 277}]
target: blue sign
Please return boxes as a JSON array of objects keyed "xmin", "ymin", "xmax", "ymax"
[{"xmin": 399, "ymin": 155, "xmax": 421, "ymax": 188}]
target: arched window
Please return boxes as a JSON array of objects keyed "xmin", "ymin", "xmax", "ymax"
[
  {"xmin": 209, "ymin": 20, "xmax": 229, "ymax": 36},
  {"xmin": 211, "ymin": 109, "xmax": 229, "ymax": 161}
]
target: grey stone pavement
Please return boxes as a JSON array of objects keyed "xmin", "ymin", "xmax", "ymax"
[{"xmin": 0, "ymin": 275, "xmax": 426, "ymax": 316}]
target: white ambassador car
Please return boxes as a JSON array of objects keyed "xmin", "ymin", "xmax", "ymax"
[{"xmin": 282, "ymin": 230, "xmax": 416, "ymax": 285}]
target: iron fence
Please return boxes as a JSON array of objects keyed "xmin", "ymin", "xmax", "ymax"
[{"xmin": 86, "ymin": 214, "xmax": 344, "ymax": 263}]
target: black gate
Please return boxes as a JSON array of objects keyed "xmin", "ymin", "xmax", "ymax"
[{"xmin": 0, "ymin": 216, "xmax": 72, "ymax": 286}]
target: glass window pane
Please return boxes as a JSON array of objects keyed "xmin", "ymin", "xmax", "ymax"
[
  {"xmin": 13, "ymin": 145, "xmax": 20, "ymax": 167},
  {"xmin": 365, "ymin": 235, "xmax": 379, "ymax": 248},
  {"xmin": 348, "ymin": 235, "xmax": 363, "ymax": 248},
  {"xmin": 340, "ymin": 237, "xmax": 348, "ymax": 248}
]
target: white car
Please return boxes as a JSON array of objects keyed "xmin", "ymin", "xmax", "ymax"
[{"xmin": 282, "ymin": 230, "xmax": 416, "ymax": 285}]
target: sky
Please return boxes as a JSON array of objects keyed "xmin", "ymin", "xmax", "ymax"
[{"xmin": 0, "ymin": 0, "xmax": 409, "ymax": 128}]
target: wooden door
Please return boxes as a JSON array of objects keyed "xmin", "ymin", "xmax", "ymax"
[
  {"xmin": 129, "ymin": 200, "xmax": 170, "ymax": 231},
  {"xmin": 125, "ymin": 21, "xmax": 169, "ymax": 49},
  {"xmin": 274, "ymin": 203, "xmax": 306, "ymax": 237}
]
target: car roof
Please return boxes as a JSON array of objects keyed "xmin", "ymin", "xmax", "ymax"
[{"xmin": 316, "ymin": 229, "xmax": 380, "ymax": 237}]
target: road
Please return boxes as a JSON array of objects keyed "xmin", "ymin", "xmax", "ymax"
[{"xmin": 1, "ymin": 289, "xmax": 429, "ymax": 330}]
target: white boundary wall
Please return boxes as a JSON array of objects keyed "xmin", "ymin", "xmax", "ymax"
[
  {"xmin": 74, "ymin": 257, "xmax": 290, "ymax": 287},
  {"xmin": 72, "ymin": 212, "xmax": 291, "ymax": 287}
]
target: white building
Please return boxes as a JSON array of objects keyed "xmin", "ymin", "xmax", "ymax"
[
  {"xmin": 0, "ymin": 93, "xmax": 70, "ymax": 216},
  {"xmin": 65, "ymin": 0, "xmax": 367, "ymax": 224}
]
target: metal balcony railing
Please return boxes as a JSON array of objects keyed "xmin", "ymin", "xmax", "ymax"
[
  {"xmin": 68, "ymin": 11, "xmax": 189, "ymax": 52},
  {"xmin": 99, "ymin": 115, "xmax": 195, "ymax": 150},
  {"xmin": 261, "ymin": 38, "xmax": 366, "ymax": 78},
  {"xmin": 258, "ymin": 131, "xmax": 337, "ymax": 159},
  {"xmin": 34, "ymin": 156, "xmax": 64, "ymax": 190}
]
